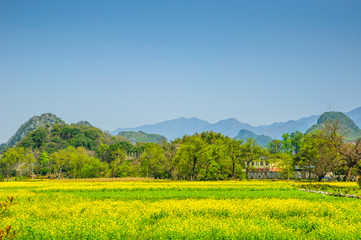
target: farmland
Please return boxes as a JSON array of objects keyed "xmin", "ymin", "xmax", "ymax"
[{"xmin": 1, "ymin": 180, "xmax": 361, "ymax": 239}]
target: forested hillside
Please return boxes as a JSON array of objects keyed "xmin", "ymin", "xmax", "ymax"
[
  {"xmin": 117, "ymin": 131, "xmax": 167, "ymax": 144},
  {"xmin": 17, "ymin": 122, "xmax": 108, "ymax": 153}
]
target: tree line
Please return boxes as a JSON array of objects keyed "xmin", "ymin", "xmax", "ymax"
[{"xmin": 0, "ymin": 121, "xmax": 360, "ymax": 182}]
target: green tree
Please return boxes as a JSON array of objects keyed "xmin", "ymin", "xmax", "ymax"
[
  {"xmin": 281, "ymin": 133, "xmax": 293, "ymax": 154},
  {"xmin": 0, "ymin": 147, "xmax": 35, "ymax": 180},
  {"xmin": 268, "ymin": 139, "xmax": 281, "ymax": 154},
  {"xmin": 107, "ymin": 143, "xmax": 126, "ymax": 177},
  {"xmin": 298, "ymin": 131, "xmax": 340, "ymax": 181},
  {"xmin": 38, "ymin": 151, "xmax": 52, "ymax": 175},
  {"xmin": 340, "ymin": 140, "xmax": 361, "ymax": 181},
  {"xmin": 162, "ymin": 141, "xmax": 179, "ymax": 179},
  {"xmin": 139, "ymin": 143, "xmax": 166, "ymax": 178},
  {"xmin": 51, "ymin": 147, "xmax": 73, "ymax": 178},
  {"xmin": 317, "ymin": 121, "xmax": 361, "ymax": 181},
  {"xmin": 226, "ymin": 138, "xmax": 244, "ymax": 179},
  {"xmin": 173, "ymin": 136, "xmax": 205, "ymax": 180},
  {"xmin": 290, "ymin": 131, "xmax": 304, "ymax": 155},
  {"xmin": 199, "ymin": 139, "xmax": 229, "ymax": 180}
]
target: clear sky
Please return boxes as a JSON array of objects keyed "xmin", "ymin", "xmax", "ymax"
[{"xmin": 1, "ymin": 0, "xmax": 361, "ymax": 143}]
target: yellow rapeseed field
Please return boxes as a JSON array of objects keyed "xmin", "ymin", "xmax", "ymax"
[{"xmin": 1, "ymin": 180, "xmax": 360, "ymax": 239}]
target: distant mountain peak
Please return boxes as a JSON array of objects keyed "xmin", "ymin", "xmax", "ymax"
[
  {"xmin": 199, "ymin": 118, "xmax": 252, "ymax": 137},
  {"xmin": 317, "ymin": 111, "xmax": 346, "ymax": 124},
  {"xmin": 173, "ymin": 116, "xmax": 205, "ymax": 121},
  {"xmin": 223, "ymin": 117, "xmax": 237, "ymax": 121},
  {"xmin": 238, "ymin": 129, "xmax": 254, "ymax": 135},
  {"xmin": 75, "ymin": 121, "xmax": 93, "ymax": 127},
  {"xmin": 306, "ymin": 111, "xmax": 361, "ymax": 141},
  {"xmin": 235, "ymin": 129, "xmax": 272, "ymax": 147},
  {"xmin": 218, "ymin": 118, "xmax": 241, "ymax": 123}
]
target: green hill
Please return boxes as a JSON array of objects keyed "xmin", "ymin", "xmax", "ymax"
[
  {"xmin": 17, "ymin": 121, "xmax": 108, "ymax": 153},
  {"xmin": 234, "ymin": 129, "xmax": 272, "ymax": 147},
  {"xmin": 306, "ymin": 111, "xmax": 361, "ymax": 141},
  {"xmin": 118, "ymin": 131, "xmax": 167, "ymax": 144},
  {"xmin": 6, "ymin": 113, "xmax": 65, "ymax": 149}
]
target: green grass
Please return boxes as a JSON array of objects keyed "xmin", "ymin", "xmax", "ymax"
[
  {"xmin": 297, "ymin": 182, "xmax": 361, "ymax": 195},
  {"xmin": 35, "ymin": 187, "xmax": 343, "ymax": 201}
]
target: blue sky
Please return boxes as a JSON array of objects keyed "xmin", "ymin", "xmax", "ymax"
[{"xmin": 1, "ymin": 0, "xmax": 361, "ymax": 143}]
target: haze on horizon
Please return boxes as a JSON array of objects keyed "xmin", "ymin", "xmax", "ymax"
[{"xmin": 1, "ymin": 0, "xmax": 361, "ymax": 143}]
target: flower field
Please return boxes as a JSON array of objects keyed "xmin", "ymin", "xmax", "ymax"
[{"xmin": 1, "ymin": 180, "xmax": 361, "ymax": 239}]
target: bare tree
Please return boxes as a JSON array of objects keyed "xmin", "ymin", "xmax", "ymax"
[{"xmin": 321, "ymin": 121, "xmax": 361, "ymax": 181}]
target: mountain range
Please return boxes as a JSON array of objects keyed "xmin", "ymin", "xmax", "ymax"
[
  {"xmin": 112, "ymin": 107, "xmax": 361, "ymax": 140},
  {"xmin": 111, "ymin": 117, "xmax": 210, "ymax": 140},
  {"xmin": 2, "ymin": 107, "xmax": 361, "ymax": 152}
]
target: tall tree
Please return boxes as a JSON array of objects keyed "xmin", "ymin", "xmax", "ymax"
[
  {"xmin": 173, "ymin": 136, "xmax": 205, "ymax": 181},
  {"xmin": 139, "ymin": 143, "xmax": 166, "ymax": 178},
  {"xmin": 340, "ymin": 140, "xmax": 361, "ymax": 181},
  {"xmin": 298, "ymin": 131, "xmax": 340, "ymax": 181},
  {"xmin": 108, "ymin": 143, "xmax": 126, "ymax": 178},
  {"xmin": 268, "ymin": 139, "xmax": 281, "ymax": 154},
  {"xmin": 241, "ymin": 138, "xmax": 264, "ymax": 179},
  {"xmin": 199, "ymin": 139, "xmax": 229, "ymax": 180},
  {"xmin": 319, "ymin": 121, "xmax": 361, "ymax": 181},
  {"xmin": 162, "ymin": 141, "xmax": 179, "ymax": 179},
  {"xmin": 38, "ymin": 151, "xmax": 52, "ymax": 175},
  {"xmin": 225, "ymin": 138, "xmax": 244, "ymax": 179},
  {"xmin": 281, "ymin": 133, "xmax": 293, "ymax": 154},
  {"xmin": 290, "ymin": 131, "xmax": 304, "ymax": 155}
]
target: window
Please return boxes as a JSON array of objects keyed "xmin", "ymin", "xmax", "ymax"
[
  {"xmin": 260, "ymin": 161, "xmax": 264, "ymax": 166},
  {"xmin": 256, "ymin": 161, "xmax": 259, "ymax": 166},
  {"xmin": 265, "ymin": 161, "xmax": 269, "ymax": 166},
  {"xmin": 251, "ymin": 161, "xmax": 254, "ymax": 166}
]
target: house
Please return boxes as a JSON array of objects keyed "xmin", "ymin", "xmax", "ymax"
[{"xmin": 246, "ymin": 160, "xmax": 282, "ymax": 179}]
